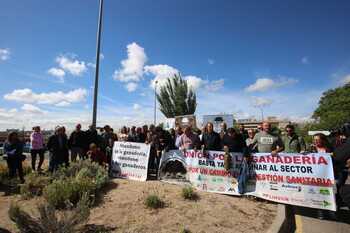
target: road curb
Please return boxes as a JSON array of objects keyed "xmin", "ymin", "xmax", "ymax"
[{"xmin": 266, "ymin": 204, "xmax": 295, "ymax": 233}]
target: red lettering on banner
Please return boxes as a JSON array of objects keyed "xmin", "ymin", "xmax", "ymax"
[
  {"xmin": 252, "ymin": 154, "xmax": 329, "ymax": 165},
  {"xmin": 286, "ymin": 176, "xmax": 333, "ymax": 186}
]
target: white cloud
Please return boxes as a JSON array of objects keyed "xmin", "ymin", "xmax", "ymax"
[
  {"xmin": 184, "ymin": 75, "xmax": 204, "ymax": 90},
  {"xmin": 21, "ymin": 104, "xmax": 45, "ymax": 114},
  {"xmin": 87, "ymin": 62, "xmax": 96, "ymax": 68},
  {"xmin": 125, "ymin": 82, "xmax": 138, "ymax": 92},
  {"xmin": 0, "ymin": 48, "xmax": 10, "ymax": 61},
  {"xmin": 206, "ymin": 79, "xmax": 224, "ymax": 92},
  {"xmin": 301, "ymin": 56, "xmax": 309, "ymax": 64},
  {"xmin": 133, "ymin": 103, "xmax": 140, "ymax": 110},
  {"xmin": 47, "ymin": 67, "xmax": 65, "ymax": 82},
  {"xmin": 55, "ymin": 101, "xmax": 71, "ymax": 107},
  {"xmin": 144, "ymin": 64, "xmax": 179, "ymax": 89},
  {"xmin": 208, "ymin": 58, "xmax": 215, "ymax": 65},
  {"xmin": 245, "ymin": 76, "xmax": 298, "ymax": 92},
  {"xmin": 0, "ymin": 108, "xmax": 17, "ymax": 118},
  {"xmin": 56, "ymin": 55, "xmax": 87, "ymax": 76},
  {"xmin": 4, "ymin": 88, "xmax": 87, "ymax": 106},
  {"xmin": 341, "ymin": 74, "xmax": 350, "ymax": 85},
  {"xmin": 251, "ymin": 97, "xmax": 273, "ymax": 107},
  {"xmin": 113, "ymin": 42, "xmax": 147, "ymax": 83}
]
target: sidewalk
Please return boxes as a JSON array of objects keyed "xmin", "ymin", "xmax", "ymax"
[{"xmin": 292, "ymin": 176, "xmax": 350, "ymax": 233}]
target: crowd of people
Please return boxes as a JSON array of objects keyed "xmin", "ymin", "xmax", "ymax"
[{"xmin": 2, "ymin": 121, "xmax": 350, "ymax": 217}]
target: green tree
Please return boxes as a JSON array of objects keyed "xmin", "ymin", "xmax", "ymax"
[
  {"xmin": 313, "ymin": 83, "xmax": 350, "ymax": 129},
  {"xmin": 156, "ymin": 74, "xmax": 197, "ymax": 118}
]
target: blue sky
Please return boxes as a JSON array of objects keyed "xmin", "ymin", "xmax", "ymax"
[{"xmin": 1, "ymin": 0, "xmax": 350, "ymax": 130}]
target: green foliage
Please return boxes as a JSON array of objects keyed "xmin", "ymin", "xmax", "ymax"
[
  {"xmin": 43, "ymin": 161, "xmax": 108, "ymax": 209},
  {"xmin": 156, "ymin": 74, "xmax": 197, "ymax": 118},
  {"xmin": 43, "ymin": 177, "xmax": 96, "ymax": 209},
  {"xmin": 181, "ymin": 186, "xmax": 198, "ymax": 200},
  {"xmin": 313, "ymin": 83, "xmax": 350, "ymax": 129},
  {"xmin": 9, "ymin": 193, "xmax": 90, "ymax": 233},
  {"xmin": 144, "ymin": 194, "xmax": 164, "ymax": 209},
  {"xmin": 20, "ymin": 173, "xmax": 51, "ymax": 199}
]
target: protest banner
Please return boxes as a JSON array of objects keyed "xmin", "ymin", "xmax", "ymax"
[
  {"xmin": 111, "ymin": 141, "xmax": 150, "ymax": 181},
  {"xmin": 183, "ymin": 150, "xmax": 242, "ymax": 195},
  {"xmin": 202, "ymin": 114, "xmax": 234, "ymax": 133},
  {"xmin": 160, "ymin": 150, "xmax": 336, "ymax": 210},
  {"xmin": 246, "ymin": 153, "xmax": 336, "ymax": 211}
]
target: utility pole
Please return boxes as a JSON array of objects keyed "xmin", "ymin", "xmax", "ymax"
[
  {"xmin": 92, "ymin": 0, "xmax": 104, "ymax": 128},
  {"xmin": 154, "ymin": 81, "xmax": 158, "ymax": 125}
]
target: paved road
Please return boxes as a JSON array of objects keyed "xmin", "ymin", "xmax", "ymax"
[{"xmin": 292, "ymin": 174, "xmax": 350, "ymax": 233}]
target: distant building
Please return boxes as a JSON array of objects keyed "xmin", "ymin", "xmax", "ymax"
[
  {"xmin": 0, "ymin": 129, "xmax": 54, "ymax": 143},
  {"xmin": 236, "ymin": 116, "xmax": 291, "ymax": 130}
]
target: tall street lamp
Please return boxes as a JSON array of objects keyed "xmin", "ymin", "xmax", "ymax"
[
  {"xmin": 92, "ymin": 0, "xmax": 104, "ymax": 128},
  {"xmin": 154, "ymin": 80, "xmax": 158, "ymax": 125}
]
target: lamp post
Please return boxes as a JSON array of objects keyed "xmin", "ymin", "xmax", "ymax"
[
  {"xmin": 92, "ymin": 0, "xmax": 104, "ymax": 128},
  {"xmin": 154, "ymin": 80, "xmax": 158, "ymax": 125}
]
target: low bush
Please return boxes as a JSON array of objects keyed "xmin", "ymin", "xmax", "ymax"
[
  {"xmin": 20, "ymin": 173, "xmax": 51, "ymax": 199},
  {"xmin": 144, "ymin": 194, "xmax": 164, "ymax": 209},
  {"xmin": 43, "ymin": 160, "xmax": 109, "ymax": 209},
  {"xmin": 0, "ymin": 162, "xmax": 32, "ymax": 185},
  {"xmin": 181, "ymin": 186, "xmax": 198, "ymax": 200},
  {"xmin": 9, "ymin": 192, "xmax": 90, "ymax": 233}
]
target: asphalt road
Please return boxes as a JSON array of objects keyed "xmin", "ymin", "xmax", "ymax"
[{"xmin": 292, "ymin": 174, "xmax": 350, "ymax": 233}]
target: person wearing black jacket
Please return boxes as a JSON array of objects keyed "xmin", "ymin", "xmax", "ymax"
[
  {"xmin": 221, "ymin": 128, "xmax": 247, "ymax": 152},
  {"xmin": 68, "ymin": 124, "xmax": 87, "ymax": 161},
  {"xmin": 85, "ymin": 125, "xmax": 99, "ymax": 149},
  {"xmin": 47, "ymin": 126, "xmax": 69, "ymax": 172},
  {"xmin": 4, "ymin": 131, "xmax": 25, "ymax": 183},
  {"xmin": 201, "ymin": 122, "xmax": 221, "ymax": 151}
]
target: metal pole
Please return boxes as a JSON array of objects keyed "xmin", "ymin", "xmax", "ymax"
[
  {"xmin": 154, "ymin": 81, "xmax": 158, "ymax": 125},
  {"xmin": 92, "ymin": 0, "xmax": 104, "ymax": 128},
  {"xmin": 260, "ymin": 107, "xmax": 264, "ymax": 121}
]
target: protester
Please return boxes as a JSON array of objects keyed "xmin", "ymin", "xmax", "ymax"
[
  {"xmin": 201, "ymin": 122, "xmax": 221, "ymax": 150},
  {"xmin": 238, "ymin": 124, "xmax": 248, "ymax": 141},
  {"xmin": 221, "ymin": 128, "xmax": 246, "ymax": 152},
  {"xmin": 219, "ymin": 122, "xmax": 227, "ymax": 139},
  {"xmin": 245, "ymin": 129, "xmax": 257, "ymax": 152},
  {"xmin": 311, "ymin": 133, "xmax": 333, "ymax": 153},
  {"xmin": 87, "ymin": 143, "xmax": 107, "ymax": 166},
  {"xmin": 47, "ymin": 126, "xmax": 69, "ymax": 172},
  {"xmin": 68, "ymin": 124, "xmax": 86, "ymax": 162},
  {"xmin": 4, "ymin": 131, "xmax": 25, "ymax": 183},
  {"xmin": 128, "ymin": 126, "xmax": 137, "ymax": 142},
  {"xmin": 176, "ymin": 126, "xmax": 201, "ymax": 150},
  {"xmin": 174, "ymin": 126, "xmax": 183, "ymax": 148},
  {"xmin": 30, "ymin": 126, "xmax": 45, "ymax": 171},
  {"xmin": 249, "ymin": 121, "xmax": 284, "ymax": 155},
  {"xmin": 118, "ymin": 126, "xmax": 129, "ymax": 142},
  {"xmin": 86, "ymin": 125, "xmax": 99, "ymax": 150},
  {"xmin": 101, "ymin": 125, "xmax": 116, "ymax": 152},
  {"xmin": 282, "ymin": 124, "xmax": 306, "ymax": 153}
]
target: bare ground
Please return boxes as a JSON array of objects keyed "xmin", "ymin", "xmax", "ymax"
[{"xmin": 0, "ymin": 179, "xmax": 277, "ymax": 233}]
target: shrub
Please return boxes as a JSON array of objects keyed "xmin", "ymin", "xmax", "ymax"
[
  {"xmin": 181, "ymin": 186, "xmax": 198, "ymax": 200},
  {"xmin": 43, "ymin": 160, "xmax": 108, "ymax": 209},
  {"xmin": 0, "ymin": 162, "xmax": 32, "ymax": 185},
  {"xmin": 43, "ymin": 177, "xmax": 96, "ymax": 209},
  {"xmin": 9, "ymin": 192, "xmax": 90, "ymax": 233},
  {"xmin": 144, "ymin": 194, "xmax": 164, "ymax": 209},
  {"xmin": 20, "ymin": 173, "xmax": 51, "ymax": 199}
]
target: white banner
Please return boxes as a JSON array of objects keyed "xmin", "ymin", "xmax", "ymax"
[
  {"xmin": 161, "ymin": 150, "xmax": 337, "ymax": 211},
  {"xmin": 111, "ymin": 141, "xmax": 150, "ymax": 181},
  {"xmin": 246, "ymin": 153, "xmax": 336, "ymax": 211},
  {"xmin": 184, "ymin": 150, "xmax": 242, "ymax": 195}
]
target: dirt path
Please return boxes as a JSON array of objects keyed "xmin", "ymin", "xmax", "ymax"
[{"xmin": 0, "ymin": 179, "xmax": 277, "ymax": 233}]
